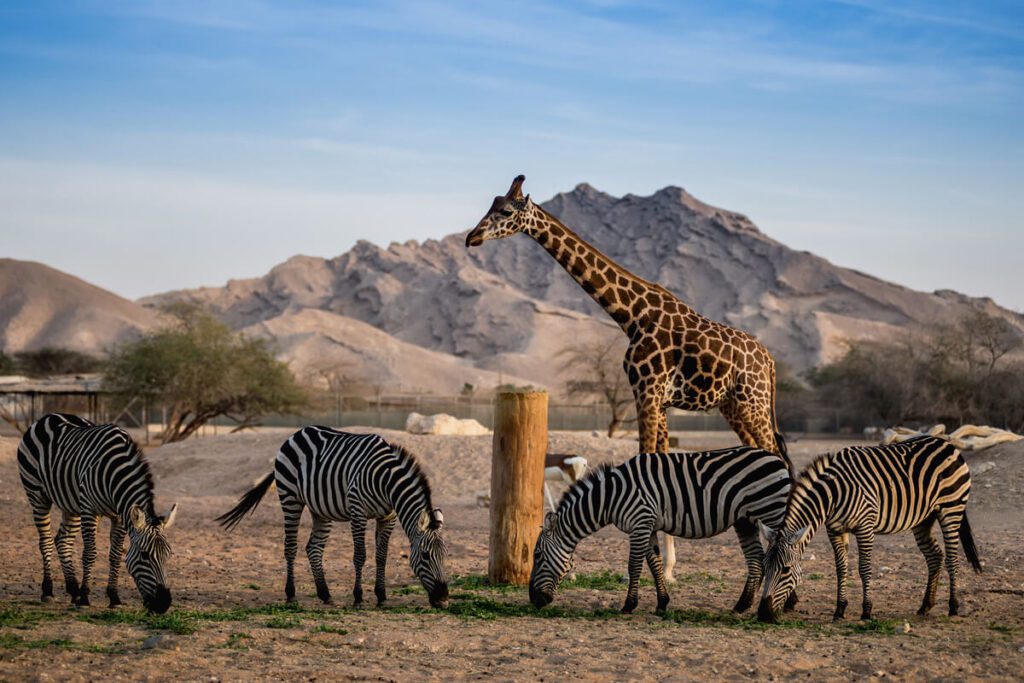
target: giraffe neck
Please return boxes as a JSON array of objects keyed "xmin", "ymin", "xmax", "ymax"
[{"xmin": 523, "ymin": 206, "xmax": 687, "ymax": 332}]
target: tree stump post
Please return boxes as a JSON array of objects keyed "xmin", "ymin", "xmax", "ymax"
[{"xmin": 488, "ymin": 390, "xmax": 548, "ymax": 585}]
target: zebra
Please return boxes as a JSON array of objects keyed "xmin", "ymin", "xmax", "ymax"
[
  {"xmin": 529, "ymin": 446, "xmax": 793, "ymax": 615},
  {"xmin": 757, "ymin": 435, "xmax": 983, "ymax": 623},
  {"xmin": 216, "ymin": 426, "xmax": 450, "ymax": 608},
  {"xmin": 17, "ymin": 413, "xmax": 177, "ymax": 614}
]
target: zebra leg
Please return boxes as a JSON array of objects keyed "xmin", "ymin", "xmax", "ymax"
[
  {"xmin": 106, "ymin": 519, "xmax": 126, "ymax": 608},
  {"xmin": 282, "ymin": 502, "xmax": 303, "ymax": 603},
  {"xmin": 373, "ymin": 513, "xmax": 396, "ymax": 606},
  {"xmin": 732, "ymin": 519, "xmax": 764, "ymax": 613},
  {"xmin": 827, "ymin": 530, "xmax": 850, "ymax": 621},
  {"xmin": 854, "ymin": 529, "xmax": 875, "ymax": 620},
  {"xmin": 306, "ymin": 515, "xmax": 334, "ymax": 605},
  {"xmin": 622, "ymin": 526, "xmax": 652, "ymax": 614},
  {"xmin": 55, "ymin": 513, "xmax": 82, "ymax": 601},
  {"xmin": 911, "ymin": 519, "xmax": 942, "ymax": 615},
  {"xmin": 30, "ymin": 505, "xmax": 57, "ymax": 602},
  {"xmin": 350, "ymin": 516, "xmax": 369, "ymax": 607},
  {"xmin": 644, "ymin": 530, "xmax": 670, "ymax": 615},
  {"xmin": 77, "ymin": 513, "xmax": 98, "ymax": 607},
  {"xmin": 937, "ymin": 512, "xmax": 962, "ymax": 616}
]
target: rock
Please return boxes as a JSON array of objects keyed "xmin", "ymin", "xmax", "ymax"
[
  {"xmin": 974, "ymin": 461, "xmax": 997, "ymax": 475},
  {"xmin": 405, "ymin": 412, "xmax": 490, "ymax": 436},
  {"xmin": 896, "ymin": 622, "xmax": 912, "ymax": 634},
  {"xmin": 141, "ymin": 634, "xmax": 169, "ymax": 650}
]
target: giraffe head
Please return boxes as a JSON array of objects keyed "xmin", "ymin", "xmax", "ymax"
[{"xmin": 465, "ymin": 174, "xmax": 534, "ymax": 247}]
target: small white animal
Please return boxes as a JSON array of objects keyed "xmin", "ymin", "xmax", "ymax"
[{"xmin": 544, "ymin": 453, "xmax": 588, "ymax": 512}]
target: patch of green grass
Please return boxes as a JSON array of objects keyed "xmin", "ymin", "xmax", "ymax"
[
  {"xmin": 988, "ymin": 622, "xmax": 1019, "ymax": 636},
  {"xmin": 660, "ymin": 608, "xmax": 815, "ymax": 631},
  {"xmin": 310, "ymin": 624, "xmax": 349, "ymax": 635},
  {"xmin": 393, "ymin": 585, "xmax": 424, "ymax": 595},
  {"xmin": 562, "ymin": 570, "xmax": 626, "ymax": 590},
  {"xmin": 0, "ymin": 606, "xmax": 62, "ymax": 630},
  {"xmin": 244, "ymin": 583, "xmax": 261, "ymax": 591},
  {"xmin": 265, "ymin": 614, "xmax": 302, "ymax": 629},
  {"xmin": 808, "ymin": 573, "xmax": 825, "ymax": 581},
  {"xmin": 842, "ymin": 618, "xmax": 900, "ymax": 635},
  {"xmin": 220, "ymin": 632, "xmax": 253, "ymax": 649}
]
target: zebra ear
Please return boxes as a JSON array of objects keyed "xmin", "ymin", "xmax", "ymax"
[
  {"xmin": 162, "ymin": 503, "xmax": 179, "ymax": 530},
  {"xmin": 757, "ymin": 520, "xmax": 777, "ymax": 543},
  {"xmin": 543, "ymin": 512, "xmax": 556, "ymax": 531},
  {"xmin": 129, "ymin": 504, "xmax": 147, "ymax": 531},
  {"xmin": 432, "ymin": 508, "xmax": 444, "ymax": 528},
  {"xmin": 418, "ymin": 509, "xmax": 431, "ymax": 532},
  {"xmin": 786, "ymin": 526, "xmax": 811, "ymax": 546}
]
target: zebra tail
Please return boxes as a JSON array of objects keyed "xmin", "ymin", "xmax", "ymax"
[
  {"xmin": 959, "ymin": 513, "xmax": 983, "ymax": 573},
  {"xmin": 215, "ymin": 472, "xmax": 276, "ymax": 531}
]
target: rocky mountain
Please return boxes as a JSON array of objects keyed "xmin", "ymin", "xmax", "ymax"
[
  {"xmin": 141, "ymin": 183, "xmax": 1024, "ymax": 390},
  {"xmin": 0, "ymin": 259, "xmax": 160, "ymax": 356}
]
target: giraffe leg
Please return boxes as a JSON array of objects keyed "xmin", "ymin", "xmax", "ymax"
[
  {"xmin": 650, "ymin": 406, "xmax": 676, "ymax": 583},
  {"xmin": 733, "ymin": 519, "xmax": 764, "ymax": 613},
  {"xmin": 77, "ymin": 513, "xmax": 98, "ymax": 607},
  {"xmin": 912, "ymin": 518, "xmax": 942, "ymax": 616},
  {"xmin": 720, "ymin": 398, "xmax": 757, "ymax": 448},
  {"xmin": 306, "ymin": 515, "xmax": 334, "ymax": 605},
  {"xmin": 373, "ymin": 513, "xmax": 396, "ymax": 606},
  {"xmin": 106, "ymin": 519, "xmax": 126, "ymax": 608},
  {"xmin": 55, "ymin": 513, "xmax": 81, "ymax": 602},
  {"xmin": 637, "ymin": 400, "xmax": 661, "ymax": 454}
]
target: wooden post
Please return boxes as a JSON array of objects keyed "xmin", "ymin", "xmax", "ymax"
[{"xmin": 488, "ymin": 390, "xmax": 548, "ymax": 585}]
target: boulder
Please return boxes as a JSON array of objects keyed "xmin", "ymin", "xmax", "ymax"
[{"xmin": 405, "ymin": 412, "xmax": 490, "ymax": 436}]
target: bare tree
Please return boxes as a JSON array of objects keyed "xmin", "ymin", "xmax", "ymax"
[{"xmin": 558, "ymin": 339, "xmax": 636, "ymax": 436}]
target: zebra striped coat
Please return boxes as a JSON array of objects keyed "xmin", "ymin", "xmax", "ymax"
[
  {"xmin": 17, "ymin": 414, "xmax": 176, "ymax": 613},
  {"xmin": 757, "ymin": 435, "xmax": 982, "ymax": 623},
  {"xmin": 529, "ymin": 446, "xmax": 792, "ymax": 615},
  {"xmin": 217, "ymin": 426, "xmax": 449, "ymax": 608}
]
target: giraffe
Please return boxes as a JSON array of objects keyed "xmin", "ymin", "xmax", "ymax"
[{"xmin": 466, "ymin": 176, "xmax": 791, "ymax": 581}]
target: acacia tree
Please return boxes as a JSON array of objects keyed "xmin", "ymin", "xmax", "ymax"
[
  {"xmin": 104, "ymin": 303, "xmax": 307, "ymax": 443},
  {"xmin": 558, "ymin": 338, "xmax": 636, "ymax": 436}
]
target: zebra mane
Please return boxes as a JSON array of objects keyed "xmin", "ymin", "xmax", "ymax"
[
  {"xmin": 556, "ymin": 461, "xmax": 615, "ymax": 512},
  {"xmin": 792, "ymin": 451, "xmax": 836, "ymax": 491},
  {"xmin": 390, "ymin": 444, "xmax": 437, "ymax": 522},
  {"xmin": 124, "ymin": 438, "xmax": 161, "ymax": 522}
]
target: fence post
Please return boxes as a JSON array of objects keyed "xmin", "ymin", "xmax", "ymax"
[{"xmin": 488, "ymin": 390, "xmax": 548, "ymax": 585}]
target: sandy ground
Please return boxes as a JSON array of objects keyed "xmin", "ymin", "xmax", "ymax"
[{"xmin": 1, "ymin": 428, "xmax": 1022, "ymax": 682}]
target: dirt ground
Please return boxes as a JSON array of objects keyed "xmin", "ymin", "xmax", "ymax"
[{"xmin": 1, "ymin": 428, "xmax": 1022, "ymax": 681}]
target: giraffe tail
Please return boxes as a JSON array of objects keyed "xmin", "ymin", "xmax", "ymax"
[
  {"xmin": 215, "ymin": 472, "xmax": 276, "ymax": 531},
  {"xmin": 774, "ymin": 431, "xmax": 793, "ymax": 477}
]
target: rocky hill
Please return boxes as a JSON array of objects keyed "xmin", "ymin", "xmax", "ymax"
[
  {"xmin": 141, "ymin": 183, "xmax": 1024, "ymax": 389},
  {"xmin": 0, "ymin": 258, "xmax": 159, "ymax": 356}
]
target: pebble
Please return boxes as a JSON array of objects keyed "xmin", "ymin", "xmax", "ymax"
[
  {"xmin": 141, "ymin": 634, "xmax": 167, "ymax": 650},
  {"xmin": 896, "ymin": 622, "xmax": 912, "ymax": 634}
]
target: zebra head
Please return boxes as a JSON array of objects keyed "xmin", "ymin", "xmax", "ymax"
[
  {"xmin": 757, "ymin": 521, "xmax": 810, "ymax": 623},
  {"xmin": 124, "ymin": 503, "xmax": 176, "ymax": 614},
  {"xmin": 529, "ymin": 512, "xmax": 575, "ymax": 608},
  {"xmin": 410, "ymin": 508, "xmax": 449, "ymax": 608}
]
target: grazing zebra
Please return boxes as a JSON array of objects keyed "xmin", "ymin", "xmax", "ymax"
[
  {"xmin": 757, "ymin": 435, "xmax": 983, "ymax": 623},
  {"xmin": 216, "ymin": 426, "xmax": 450, "ymax": 608},
  {"xmin": 17, "ymin": 414, "xmax": 177, "ymax": 614},
  {"xmin": 529, "ymin": 446, "xmax": 792, "ymax": 615}
]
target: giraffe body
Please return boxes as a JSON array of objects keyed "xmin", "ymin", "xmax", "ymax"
[{"xmin": 467, "ymin": 176, "xmax": 789, "ymax": 465}]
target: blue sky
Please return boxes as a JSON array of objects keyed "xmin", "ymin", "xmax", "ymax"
[{"xmin": 1, "ymin": 0, "xmax": 1022, "ymax": 308}]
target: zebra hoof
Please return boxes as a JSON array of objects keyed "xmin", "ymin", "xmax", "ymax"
[
  {"xmin": 285, "ymin": 596, "xmax": 298, "ymax": 605},
  {"xmin": 40, "ymin": 595, "xmax": 54, "ymax": 604}
]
